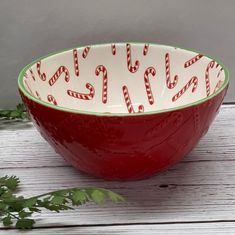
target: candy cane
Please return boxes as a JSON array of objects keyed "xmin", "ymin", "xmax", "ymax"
[
  {"xmin": 29, "ymin": 68, "xmax": 36, "ymax": 81},
  {"xmin": 172, "ymin": 76, "xmax": 198, "ymax": 102},
  {"xmin": 184, "ymin": 54, "xmax": 203, "ymax": 68},
  {"xmin": 36, "ymin": 61, "xmax": 46, "ymax": 81},
  {"xmin": 35, "ymin": 91, "xmax": 41, "ymax": 100},
  {"xmin": 95, "ymin": 65, "xmax": 108, "ymax": 104},
  {"xmin": 205, "ymin": 61, "xmax": 215, "ymax": 96},
  {"xmin": 67, "ymin": 83, "xmax": 95, "ymax": 100},
  {"xmin": 82, "ymin": 46, "xmax": 90, "ymax": 59},
  {"xmin": 126, "ymin": 43, "xmax": 140, "ymax": 73},
  {"xmin": 122, "ymin": 85, "xmax": 144, "ymax": 113},
  {"xmin": 24, "ymin": 79, "xmax": 33, "ymax": 95},
  {"xmin": 144, "ymin": 67, "xmax": 156, "ymax": 105},
  {"xmin": 48, "ymin": 66, "xmax": 70, "ymax": 86},
  {"xmin": 213, "ymin": 80, "xmax": 223, "ymax": 93},
  {"xmin": 165, "ymin": 53, "xmax": 178, "ymax": 89},
  {"xmin": 73, "ymin": 49, "xmax": 79, "ymax": 76},
  {"xmin": 47, "ymin": 94, "xmax": 58, "ymax": 105},
  {"xmin": 111, "ymin": 44, "xmax": 116, "ymax": 55},
  {"xmin": 217, "ymin": 67, "xmax": 224, "ymax": 78},
  {"xmin": 143, "ymin": 44, "xmax": 149, "ymax": 56}
]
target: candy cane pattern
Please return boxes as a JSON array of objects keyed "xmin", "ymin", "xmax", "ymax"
[
  {"xmin": 122, "ymin": 85, "xmax": 144, "ymax": 113},
  {"xmin": 213, "ymin": 80, "xmax": 223, "ymax": 93},
  {"xmin": 24, "ymin": 79, "xmax": 33, "ymax": 95},
  {"xmin": 35, "ymin": 91, "xmax": 41, "ymax": 100},
  {"xmin": 48, "ymin": 66, "xmax": 70, "ymax": 86},
  {"xmin": 67, "ymin": 83, "xmax": 95, "ymax": 100},
  {"xmin": 47, "ymin": 94, "xmax": 58, "ymax": 105},
  {"xmin": 205, "ymin": 61, "xmax": 215, "ymax": 96},
  {"xmin": 73, "ymin": 49, "xmax": 79, "ymax": 76},
  {"xmin": 184, "ymin": 54, "xmax": 203, "ymax": 68},
  {"xmin": 165, "ymin": 53, "xmax": 178, "ymax": 89},
  {"xmin": 143, "ymin": 44, "xmax": 149, "ymax": 56},
  {"xmin": 111, "ymin": 44, "xmax": 116, "ymax": 55},
  {"xmin": 172, "ymin": 76, "xmax": 198, "ymax": 102},
  {"xmin": 126, "ymin": 43, "xmax": 140, "ymax": 73},
  {"xmin": 144, "ymin": 67, "xmax": 156, "ymax": 105},
  {"xmin": 82, "ymin": 46, "xmax": 90, "ymax": 59},
  {"xmin": 95, "ymin": 65, "xmax": 108, "ymax": 104},
  {"xmin": 29, "ymin": 68, "xmax": 36, "ymax": 81},
  {"xmin": 36, "ymin": 61, "xmax": 46, "ymax": 81},
  {"xmin": 217, "ymin": 67, "xmax": 224, "ymax": 78}
]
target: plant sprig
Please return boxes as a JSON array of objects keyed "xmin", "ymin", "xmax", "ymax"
[
  {"xmin": 0, "ymin": 175, "xmax": 124, "ymax": 229},
  {"xmin": 0, "ymin": 104, "xmax": 29, "ymax": 120}
]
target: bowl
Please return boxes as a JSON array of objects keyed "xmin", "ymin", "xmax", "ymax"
[{"xmin": 18, "ymin": 42, "xmax": 229, "ymax": 180}]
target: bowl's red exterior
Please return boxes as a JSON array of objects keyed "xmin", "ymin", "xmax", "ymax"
[{"xmin": 20, "ymin": 86, "xmax": 228, "ymax": 180}]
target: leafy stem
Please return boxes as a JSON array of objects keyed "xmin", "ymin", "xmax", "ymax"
[
  {"xmin": 0, "ymin": 103, "xmax": 29, "ymax": 120},
  {"xmin": 0, "ymin": 175, "xmax": 124, "ymax": 229}
]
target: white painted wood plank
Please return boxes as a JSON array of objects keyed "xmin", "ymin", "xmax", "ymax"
[
  {"xmin": 2, "ymin": 223, "xmax": 235, "ymax": 235},
  {"xmin": 1, "ymin": 161, "xmax": 235, "ymax": 228},
  {"xmin": 0, "ymin": 105, "xmax": 234, "ymax": 169}
]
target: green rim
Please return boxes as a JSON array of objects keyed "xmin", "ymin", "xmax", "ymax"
[{"xmin": 18, "ymin": 42, "xmax": 229, "ymax": 117}]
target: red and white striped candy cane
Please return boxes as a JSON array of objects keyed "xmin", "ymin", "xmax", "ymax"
[
  {"xmin": 217, "ymin": 67, "xmax": 224, "ymax": 78},
  {"xmin": 67, "ymin": 83, "xmax": 95, "ymax": 100},
  {"xmin": 165, "ymin": 53, "xmax": 178, "ymax": 89},
  {"xmin": 205, "ymin": 60, "xmax": 215, "ymax": 96},
  {"xmin": 29, "ymin": 68, "xmax": 36, "ymax": 81},
  {"xmin": 184, "ymin": 54, "xmax": 203, "ymax": 68},
  {"xmin": 122, "ymin": 85, "xmax": 144, "ymax": 113},
  {"xmin": 144, "ymin": 67, "xmax": 156, "ymax": 105},
  {"xmin": 111, "ymin": 44, "xmax": 116, "ymax": 55},
  {"xmin": 35, "ymin": 91, "xmax": 41, "ymax": 100},
  {"xmin": 24, "ymin": 79, "xmax": 33, "ymax": 95},
  {"xmin": 73, "ymin": 49, "xmax": 79, "ymax": 76},
  {"xmin": 126, "ymin": 43, "xmax": 140, "ymax": 73},
  {"xmin": 95, "ymin": 65, "xmax": 108, "ymax": 104},
  {"xmin": 48, "ymin": 66, "xmax": 70, "ymax": 86},
  {"xmin": 213, "ymin": 80, "xmax": 223, "ymax": 93},
  {"xmin": 143, "ymin": 44, "xmax": 149, "ymax": 56},
  {"xmin": 36, "ymin": 61, "xmax": 46, "ymax": 81},
  {"xmin": 82, "ymin": 46, "xmax": 90, "ymax": 59},
  {"xmin": 172, "ymin": 76, "xmax": 198, "ymax": 102},
  {"xmin": 47, "ymin": 94, "xmax": 58, "ymax": 105}
]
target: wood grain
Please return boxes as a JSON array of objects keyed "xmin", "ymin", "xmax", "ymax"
[{"xmin": 2, "ymin": 223, "xmax": 235, "ymax": 234}]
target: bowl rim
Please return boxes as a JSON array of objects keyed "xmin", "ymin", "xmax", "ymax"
[{"xmin": 18, "ymin": 42, "xmax": 229, "ymax": 117}]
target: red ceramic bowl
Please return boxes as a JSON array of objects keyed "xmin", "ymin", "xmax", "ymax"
[{"xmin": 18, "ymin": 43, "xmax": 229, "ymax": 180}]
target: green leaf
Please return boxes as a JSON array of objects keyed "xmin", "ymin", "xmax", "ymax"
[
  {"xmin": 106, "ymin": 190, "xmax": 125, "ymax": 203},
  {"xmin": 19, "ymin": 211, "xmax": 33, "ymax": 218},
  {"xmin": 23, "ymin": 198, "xmax": 37, "ymax": 208},
  {"xmin": 0, "ymin": 103, "xmax": 29, "ymax": 120},
  {"xmin": 71, "ymin": 190, "xmax": 87, "ymax": 205},
  {"xmin": 0, "ymin": 175, "xmax": 20, "ymax": 191},
  {"xmin": 50, "ymin": 195, "xmax": 65, "ymax": 205},
  {"xmin": 9, "ymin": 111, "xmax": 20, "ymax": 118},
  {"xmin": 90, "ymin": 190, "xmax": 106, "ymax": 204},
  {"xmin": 2, "ymin": 216, "xmax": 13, "ymax": 226},
  {"xmin": 16, "ymin": 219, "xmax": 35, "ymax": 229},
  {"xmin": 16, "ymin": 104, "xmax": 25, "ymax": 112},
  {"xmin": 0, "ymin": 202, "xmax": 7, "ymax": 210}
]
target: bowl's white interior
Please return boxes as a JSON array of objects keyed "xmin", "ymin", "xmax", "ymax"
[{"xmin": 22, "ymin": 43, "xmax": 226, "ymax": 114}]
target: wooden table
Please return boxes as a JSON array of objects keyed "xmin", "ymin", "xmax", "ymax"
[{"xmin": 1, "ymin": 104, "xmax": 235, "ymax": 234}]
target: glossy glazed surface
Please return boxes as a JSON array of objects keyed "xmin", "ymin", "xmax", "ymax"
[{"xmin": 18, "ymin": 43, "xmax": 229, "ymax": 180}]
